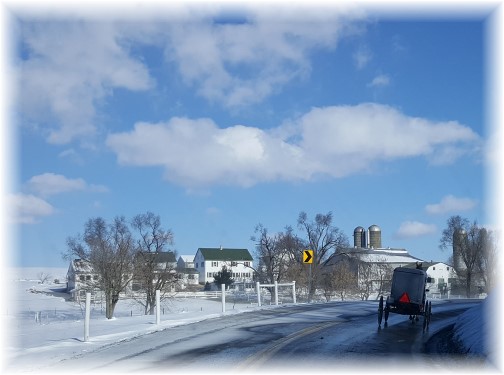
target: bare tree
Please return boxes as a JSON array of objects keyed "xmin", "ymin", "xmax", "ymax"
[
  {"xmin": 37, "ymin": 272, "xmax": 52, "ymax": 284},
  {"xmin": 439, "ymin": 215, "xmax": 487, "ymax": 297},
  {"xmin": 131, "ymin": 212, "xmax": 176, "ymax": 315},
  {"xmin": 297, "ymin": 211, "xmax": 349, "ymax": 301},
  {"xmin": 355, "ymin": 261, "xmax": 373, "ymax": 301},
  {"xmin": 321, "ymin": 260, "xmax": 356, "ymax": 301},
  {"xmin": 252, "ymin": 224, "xmax": 301, "ymax": 284},
  {"xmin": 251, "ymin": 224, "xmax": 281, "ymax": 285},
  {"xmin": 65, "ymin": 216, "xmax": 135, "ymax": 319}
]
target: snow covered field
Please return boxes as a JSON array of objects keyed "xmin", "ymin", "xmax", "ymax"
[
  {"xmin": 1, "ymin": 267, "xmax": 278, "ymax": 373},
  {"xmin": 0, "ymin": 267, "xmax": 499, "ymax": 373}
]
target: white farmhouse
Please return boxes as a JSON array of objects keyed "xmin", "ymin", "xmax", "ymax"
[
  {"xmin": 66, "ymin": 259, "xmax": 101, "ymax": 302},
  {"xmin": 176, "ymin": 255, "xmax": 199, "ymax": 288},
  {"xmin": 194, "ymin": 247, "xmax": 255, "ymax": 290}
]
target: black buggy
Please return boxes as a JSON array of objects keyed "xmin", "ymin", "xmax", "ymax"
[{"xmin": 378, "ymin": 266, "xmax": 432, "ymax": 330}]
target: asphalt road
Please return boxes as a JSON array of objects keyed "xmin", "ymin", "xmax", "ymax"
[{"xmin": 49, "ymin": 299, "xmax": 486, "ymax": 373}]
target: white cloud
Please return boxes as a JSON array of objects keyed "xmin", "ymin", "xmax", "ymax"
[
  {"xmin": 27, "ymin": 173, "xmax": 108, "ymax": 197},
  {"xmin": 6, "ymin": 193, "xmax": 55, "ymax": 224},
  {"xmin": 18, "ymin": 21, "xmax": 154, "ymax": 144},
  {"xmin": 396, "ymin": 221, "xmax": 437, "ymax": 239},
  {"xmin": 367, "ymin": 74, "xmax": 390, "ymax": 87},
  {"xmin": 107, "ymin": 117, "xmax": 309, "ymax": 188},
  {"xmin": 296, "ymin": 103, "xmax": 479, "ymax": 175},
  {"xmin": 17, "ymin": 9, "xmax": 367, "ymax": 143},
  {"xmin": 425, "ymin": 195, "xmax": 477, "ymax": 215},
  {"xmin": 163, "ymin": 9, "xmax": 366, "ymax": 108},
  {"xmin": 107, "ymin": 103, "xmax": 480, "ymax": 189},
  {"xmin": 353, "ymin": 45, "xmax": 372, "ymax": 69}
]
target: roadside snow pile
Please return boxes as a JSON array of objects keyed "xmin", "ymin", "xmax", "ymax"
[
  {"xmin": 452, "ymin": 298, "xmax": 486, "ymax": 355},
  {"xmin": 452, "ymin": 291, "xmax": 496, "ymax": 358}
]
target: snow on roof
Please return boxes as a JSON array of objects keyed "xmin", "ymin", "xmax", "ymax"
[
  {"xmin": 70, "ymin": 259, "xmax": 94, "ymax": 273},
  {"xmin": 179, "ymin": 255, "xmax": 195, "ymax": 262},
  {"xmin": 329, "ymin": 247, "xmax": 424, "ymax": 265}
]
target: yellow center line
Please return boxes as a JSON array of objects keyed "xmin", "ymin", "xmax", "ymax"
[{"xmin": 236, "ymin": 320, "xmax": 340, "ymax": 371}]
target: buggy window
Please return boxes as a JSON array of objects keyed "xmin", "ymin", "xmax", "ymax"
[{"xmin": 391, "ymin": 270, "xmax": 425, "ymax": 304}]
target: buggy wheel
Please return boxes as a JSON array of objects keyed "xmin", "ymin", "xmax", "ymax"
[{"xmin": 378, "ymin": 296, "xmax": 384, "ymax": 326}]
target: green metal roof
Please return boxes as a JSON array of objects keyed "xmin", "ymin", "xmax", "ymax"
[{"xmin": 197, "ymin": 248, "xmax": 253, "ymax": 261}]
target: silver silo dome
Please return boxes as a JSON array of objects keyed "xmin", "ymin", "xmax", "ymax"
[
  {"xmin": 353, "ymin": 226, "xmax": 366, "ymax": 248},
  {"xmin": 368, "ymin": 224, "xmax": 382, "ymax": 249}
]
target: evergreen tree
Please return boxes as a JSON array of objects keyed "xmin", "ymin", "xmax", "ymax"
[{"xmin": 213, "ymin": 266, "xmax": 234, "ymax": 289}]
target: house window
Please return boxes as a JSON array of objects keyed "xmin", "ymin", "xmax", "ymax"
[
  {"xmin": 80, "ymin": 275, "xmax": 85, "ymax": 281},
  {"xmin": 244, "ymin": 261, "xmax": 250, "ymax": 267},
  {"xmin": 447, "ymin": 267, "xmax": 450, "ymax": 271},
  {"xmin": 433, "ymin": 267, "xmax": 436, "ymax": 270},
  {"xmin": 212, "ymin": 261, "xmax": 218, "ymax": 267},
  {"xmin": 231, "ymin": 261, "xmax": 237, "ymax": 267},
  {"xmin": 86, "ymin": 275, "xmax": 91, "ymax": 281}
]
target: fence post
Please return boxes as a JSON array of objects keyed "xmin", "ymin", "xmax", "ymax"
[
  {"xmin": 84, "ymin": 292, "xmax": 91, "ymax": 342},
  {"xmin": 156, "ymin": 290, "xmax": 160, "ymax": 325},
  {"xmin": 256, "ymin": 282, "xmax": 261, "ymax": 307},
  {"xmin": 221, "ymin": 284, "xmax": 226, "ymax": 313},
  {"xmin": 274, "ymin": 281, "xmax": 279, "ymax": 305},
  {"xmin": 292, "ymin": 281, "xmax": 296, "ymax": 304}
]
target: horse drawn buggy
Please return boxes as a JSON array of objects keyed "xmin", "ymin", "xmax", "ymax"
[{"xmin": 378, "ymin": 266, "xmax": 432, "ymax": 330}]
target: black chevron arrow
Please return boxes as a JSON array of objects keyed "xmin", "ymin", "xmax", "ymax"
[{"xmin": 304, "ymin": 250, "xmax": 313, "ymax": 263}]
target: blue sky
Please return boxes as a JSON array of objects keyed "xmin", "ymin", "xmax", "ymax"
[{"xmin": 4, "ymin": 3, "xmax": 499, "ymax": 268}]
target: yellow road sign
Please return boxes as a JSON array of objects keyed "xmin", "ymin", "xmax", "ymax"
[{"xmin": 303, "ymin": 250, "xmax": 313, "ymax": 264}]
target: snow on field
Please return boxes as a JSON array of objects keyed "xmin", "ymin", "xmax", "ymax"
[
  {"xmin": 1, "ymin": 267, "xmax": 269, "ymax": 373},
  {"xmin": 0, "ymin": 267, "xmax": 497, "ymax": 373}
]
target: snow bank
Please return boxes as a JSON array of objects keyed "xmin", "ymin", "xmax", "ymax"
[
  {"xmin": 452, "ymin": 289, "xmax": 501, "ymax": 369},
  {"xmin": 452, "ymin": 296, "xmax": 487, "ymax": 355}
]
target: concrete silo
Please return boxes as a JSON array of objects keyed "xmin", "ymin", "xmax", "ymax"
[
  {"xmin": 368, "ymin": 224, "xmax": 382, "ymax": 249},
  {"xmin": 353, "ymin": 226, "xmax": 366, "ymax": 248},
  {"xmin": 453, "ymin": 229, "xmax": 467, "ymax": 271}
]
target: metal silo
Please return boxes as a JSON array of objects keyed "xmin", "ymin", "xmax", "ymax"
[
  {"xmin": 453, "ymin": 229, "xmax": 467, "ymax": 271},
  {"xmin": 353, "ymin": 226, "xmax": 366, "ymax": 248},
  {"xmin": 368, "ymin": 224, "xmax": 382, "ymax": 249}
]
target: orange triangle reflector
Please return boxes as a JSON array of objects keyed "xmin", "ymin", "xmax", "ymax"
[{"xmin": 399, "ymin": 292, "xmax": 410, "ymax": 303}]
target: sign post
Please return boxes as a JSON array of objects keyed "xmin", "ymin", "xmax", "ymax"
[{"xmin": 303, "ymin": 250, "xmax": 313, "ymax": 303}]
